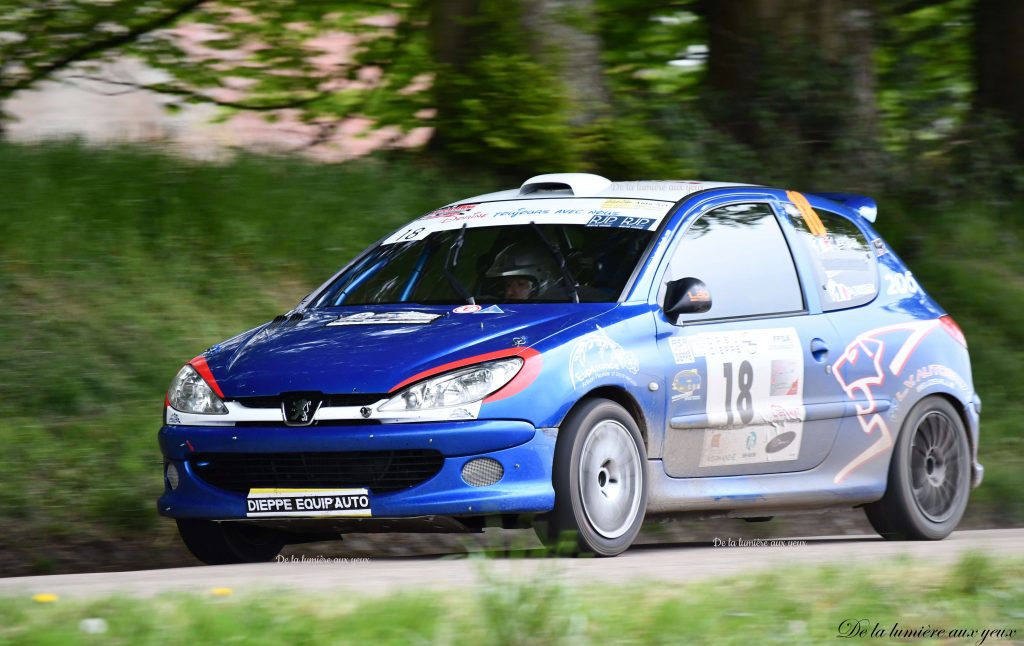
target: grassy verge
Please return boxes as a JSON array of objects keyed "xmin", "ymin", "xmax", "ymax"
[
  {"xmin": 0, "ymin": 142, "xmax": 493, "ymax": 574},
  {"xmin": 0, "ymin": 141, "xmax": 1021, "ymax": 575},
  {"xmin": 1, "ymin": 554, "xmax": 1022, "ymax": 644}
]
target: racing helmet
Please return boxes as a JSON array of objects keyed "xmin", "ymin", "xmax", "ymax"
[{"xmin": 486, "ymin": 242, "xmax": 559, "ymax": 298}]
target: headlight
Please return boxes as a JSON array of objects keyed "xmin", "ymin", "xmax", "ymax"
[
  {"xmin": 380, "ymin": 358, "xmax": 523, "ymax": 412},
  {"xmin": 167, "ymin": 364, "xmax": 228, "ymax": 415}
]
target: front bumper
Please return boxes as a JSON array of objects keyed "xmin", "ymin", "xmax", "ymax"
[{"xmin": 157, "ymin": 420, "xmax": 556, "ymax": 519}]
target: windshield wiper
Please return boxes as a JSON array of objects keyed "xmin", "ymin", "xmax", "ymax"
[
  {"xmin": 530, "ymin": 221, "xmax": 580, "ymax": 303},
  {"xmin": 444, "ymin": 223, "xmax": 476, "ymax": 305}
]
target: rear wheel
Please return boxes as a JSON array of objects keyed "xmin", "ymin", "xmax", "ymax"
[
  {"xmin": 864, "ymin": 397, "xmax": 970, "ymax": 540},
  {"xmin": 535, "ymin": 399, "xmax": 647, "ymax": 556},
  {"xmin": 176, "ymin": 519, "xmax": 286, "ymax": 565}
]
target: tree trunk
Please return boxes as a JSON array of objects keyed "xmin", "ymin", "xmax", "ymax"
[
  {"xmin": 520, "ymin": 0, "xmax": 610, "ymax": 126},
  {"xmin": 973, "ymin": 0, "xmax": 1024, "ymax": 158},
  {"xmin": 428, "ymin": 0, "xmax": 484, "ymax": 153},
  {"xmin": 702, "ymin": 0, "xmax": 878, "ymax": 183}
]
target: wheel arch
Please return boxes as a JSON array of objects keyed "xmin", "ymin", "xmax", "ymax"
[
  {"xmin": 561, "ymin": 386, "xmax": 650, "ymax": 451},
  {"xmin": 889, "ymin": 390, "xmax": 976, "ymax": 482},
  {"xmin": 932, "ymin": 391, "xmax": 979, "ymax": 481}
]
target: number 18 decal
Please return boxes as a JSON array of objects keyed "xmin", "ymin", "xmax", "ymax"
[
  {"xmin": 686, "ymin": 328, "xmax": 806, "ymax": 467},
  {"xmin": 723, "ymin": 361, "xmax": 754, "ymax": 425}
]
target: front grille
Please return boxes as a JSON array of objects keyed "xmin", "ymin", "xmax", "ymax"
[
  {"xmin": 191, "ymin": 450, "xmax": 444, "ymax": 494},
  {"xmin": 232, "ymin": 393, "xmax": 385, "ymax": 409}
]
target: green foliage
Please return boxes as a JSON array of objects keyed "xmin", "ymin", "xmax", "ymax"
[
  {"xmin": 0, "ymin": 141, "xmax": 494, "ymax": 571},
  {"xmin": 433, "ymin": 51, "xmax": 578, "ymax": 173},
  {"xmin": 0, "ymin": 141, "xmax": 1021, "ymax": 573},
  {"xmin": 1, "ymin": 556, "xmax": 1023, "ymax": 644}
]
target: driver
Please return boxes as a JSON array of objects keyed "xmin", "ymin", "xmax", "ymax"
[{"xmin": 486, "ymin": 242, "xmax": 558, "ymax": 301}]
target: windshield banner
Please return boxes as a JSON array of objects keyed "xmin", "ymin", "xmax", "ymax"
[{"xmin": 382, "ymin": 198, "xmax": 676, "ymax": 245}]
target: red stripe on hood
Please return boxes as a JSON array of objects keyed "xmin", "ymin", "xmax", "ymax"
[{"xmin": 189, "ymin": 355, "xmax": 225, "ymax": 398}]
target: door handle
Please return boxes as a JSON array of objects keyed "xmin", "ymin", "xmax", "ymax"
[{"xmin": 810, "ymin": 338, "xmax": 830, "ymax": 363}]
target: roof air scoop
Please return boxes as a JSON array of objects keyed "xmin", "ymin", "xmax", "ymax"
[{"xmin": 519, "ymin": 173, "xmax": 612, "ymax": 197}]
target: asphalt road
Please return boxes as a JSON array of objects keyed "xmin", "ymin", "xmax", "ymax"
[{"xmin": 0, "ymin": 529, "xmax": 1020, "ymax": 599}]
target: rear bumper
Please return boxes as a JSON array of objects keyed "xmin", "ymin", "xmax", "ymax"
[{"xmin": 157, "ymin": 420, "xmax": 556, "ymax": 519}]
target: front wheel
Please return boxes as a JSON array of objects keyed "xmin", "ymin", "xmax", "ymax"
[
  {"xmin": 535, "ymin": 398, "xmax": 648, "ymax": 556},
  {"xmin": 864, "ymin": 397, "xmax": 971, "ymax": 540},
  {"xmin": 176, "ymin": 519, "xmax": 287, "ymax": 565}
]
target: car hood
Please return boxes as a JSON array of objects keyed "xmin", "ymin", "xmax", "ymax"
[{"xmin": 207, "ymin": 304, "xmax": 615, "ymax": 397}]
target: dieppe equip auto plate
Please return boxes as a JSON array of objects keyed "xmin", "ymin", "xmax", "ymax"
[{"xmin": 245, "ymin": 488, "xmax": 371, "ymax": 518}]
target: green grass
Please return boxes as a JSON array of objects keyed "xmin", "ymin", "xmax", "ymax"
[
  {"xmin": 0, "ymin": 142, "xmax": 493, "ymax": 573},
  {"xmin": 1, "ymin": 554, "xmax": 1022, "ymax": 644},
  {"xmin": 0, "ymin": 141, "xmax": 1021, "ymax": 574}
]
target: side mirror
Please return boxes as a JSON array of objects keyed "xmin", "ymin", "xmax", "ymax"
[{"xmin": 663, "ymin": 277, "xmax": 711, "ymax": 318}]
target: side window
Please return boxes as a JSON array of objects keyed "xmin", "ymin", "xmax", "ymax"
[
  {"xmin": 783, "ymin": 205, "xmax": 878, "ymax": 311},
  {"xmin": 661, "ymin": 203, "xmax": 804, "ymax": 322}
]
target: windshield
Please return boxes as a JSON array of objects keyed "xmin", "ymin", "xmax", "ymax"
[{"xmin": 313, "ymin": 224, "xmax": 654, "ymax": 306}]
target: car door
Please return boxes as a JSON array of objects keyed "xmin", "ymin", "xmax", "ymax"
[{"xmin": 653, "ymin": 200, "xmax": 848, "ymax": 478}]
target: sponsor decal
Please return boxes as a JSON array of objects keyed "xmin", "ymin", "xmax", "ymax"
[
  {"xmin": 825, "ymin": 280, "xmax": 875, "ymax": 305},
  {"xmin": 668, "ymin": 337, "xmax": 695, "ymax": 364},
  {"xmin": 421, "ymin": 203, "xmax": 479, "ymax": 220},
  {"xmin": 585, "ymin": 214, "xmax": 656, "ymax": 229},
  {"xmin": 383, "ymin": 198, "xmax": 674, "ymax": 244},
  {"xmin": 769, "ymin": 360, "xmax": 801, "ymax": 397},
  {"xmin": 453, "ymin": 304, "xmax": 482, "ymax": 314},
  {"xmin": 327, "ymin": 311, "xmax": 441, "ymax": 326},
  {"xmin": 246, "ymin": 488, "xmax": 371, "ymax": 518},
  {"xmin": 688, "ymin": 287, "xmax": 711, "ymax": 303},
  {"xmin": 600, "ymin": 198, "xmax": 664, "ymax": 211},
  {"xmin": 697, "ymin": 327, "xmax": 805, "ymax": 467},
  {"xmin": 568, "ymin": 326, "xmax": 640, "ymax": 390},
  {"xmin": 872, "ymin": 238, "xmax": 888, "ymax": 256},
  {"xmin": 512, "ymin": 336, "xmax": 527, "ymax": 347},
  {"xmin": 766, "ymin": 431, "xmax": 797, "ymax": 454},
  {"xmin": 671, "ymin": 369, "xmax": 702, "ymax": 401},
  {"xmin": 167, "ymin": 411, "xmax": 181, "ymax": 425},
  {"xmin": 831, "ymin": 319, "xmax": 942, "ymax": 483},
  {"xmin": 477, "ymin": 305, "xmax": 504, "ymax": 314},
  {"xmin": 891, "ymin": 364, "xmax": 970, "ymax": 417}
]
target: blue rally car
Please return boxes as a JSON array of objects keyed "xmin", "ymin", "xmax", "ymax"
[{"xmin": 160, "ymin": 173, "xmax": 983, "ymax": 562}]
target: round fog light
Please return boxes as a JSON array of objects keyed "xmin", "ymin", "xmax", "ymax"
[
  {"xmin": 165, "ymin": 462, "xmax": 180, "ymax": 490},
  {"xmin": 462, "ymin": 458, "xmax": 504, "ymax": 487}
]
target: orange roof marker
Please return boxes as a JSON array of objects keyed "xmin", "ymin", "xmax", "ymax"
[{"xmin": 787, "ymin": 190, "xmax": 827, "ymax": 237}]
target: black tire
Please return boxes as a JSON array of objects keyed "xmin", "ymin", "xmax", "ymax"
[
  {"xmin": 864, "ymin": 397, "xmax": 971, "ymax": 540},
  {"xmin": 176, "ymin": 519, "xmax": 286, "ymax": 565},
  {"xmin": 535, "ymin": 398, "xmax": 648, "ymax": 556}
]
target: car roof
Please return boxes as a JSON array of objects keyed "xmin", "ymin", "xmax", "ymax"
[{"xmin": 457, "ymin": 173, "xmax": 756, "ymax": 205}]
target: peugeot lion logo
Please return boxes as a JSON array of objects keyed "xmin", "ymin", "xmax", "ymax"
[{"xmin": 282, "ymin": 395, "xmax": 322, "ymax": 426}]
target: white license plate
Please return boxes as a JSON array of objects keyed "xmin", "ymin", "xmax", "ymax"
[{"xmin": 245, "ymin": 488, "xmax": 372, "ymax": 518}]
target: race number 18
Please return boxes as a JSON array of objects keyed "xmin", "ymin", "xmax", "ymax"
[{"xmin": 723, "ymin": 361, "xmax": 754, "ymax": 425}]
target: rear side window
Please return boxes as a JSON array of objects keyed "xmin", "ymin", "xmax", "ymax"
[
  {"xmin": 783, "ymin": 205, "xmax": 878, "ymax": 311},
  {"xmin": 662, "ymin": 203, "xmax": 804, "ymax": 321}
]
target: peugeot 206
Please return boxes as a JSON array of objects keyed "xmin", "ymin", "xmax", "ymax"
[{"xmin": 159, "ymin": 173, "xmax": 982, "ymax": 562}]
